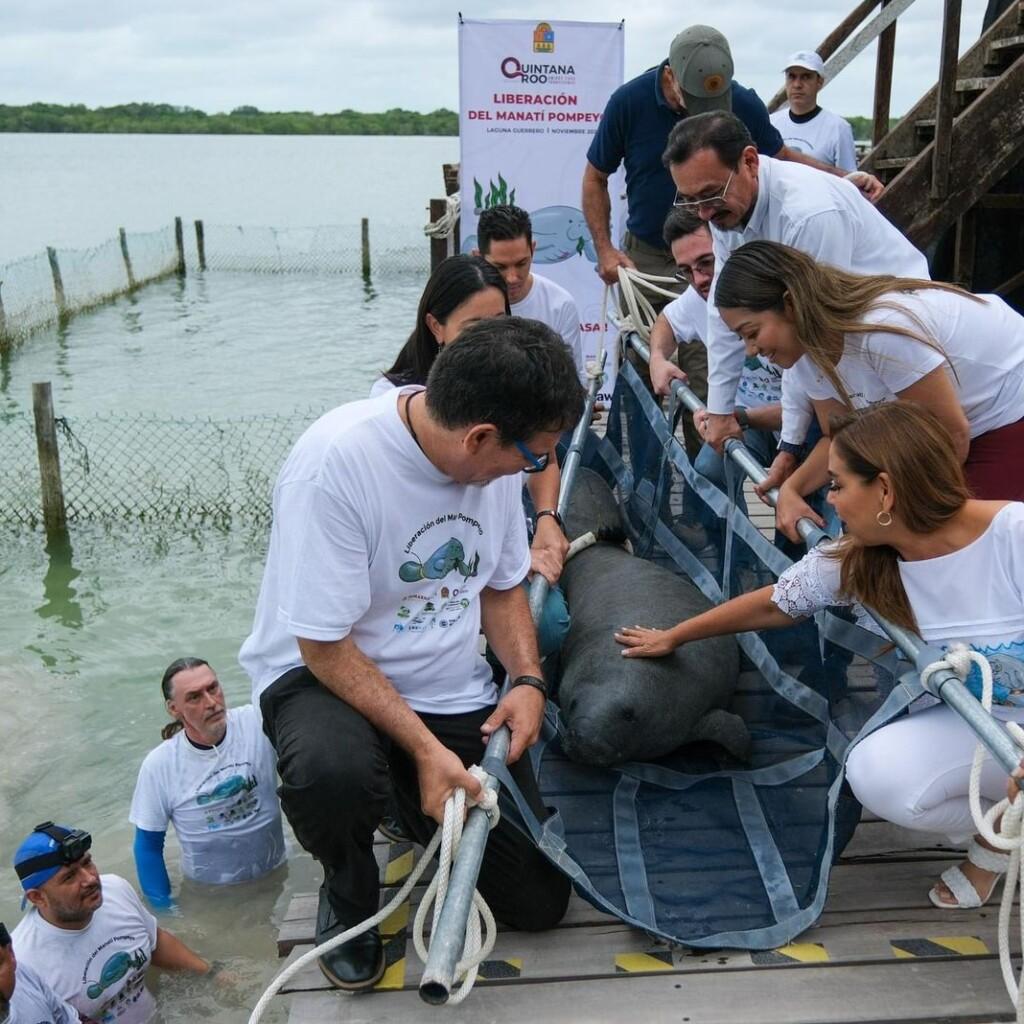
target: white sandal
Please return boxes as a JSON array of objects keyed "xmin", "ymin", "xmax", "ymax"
[{"xmin": 928, "ymin": 838, "xmax": 1010, "ymax": 909}]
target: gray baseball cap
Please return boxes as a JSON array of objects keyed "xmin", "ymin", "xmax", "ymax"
[{"xmin": 668, "ymin": 25, "xmax": 734, "ymax": 114}]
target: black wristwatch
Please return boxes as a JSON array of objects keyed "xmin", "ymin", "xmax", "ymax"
[
  {"xmin": 734, "ymin": 406, "xmax": 750, "ymax": 429},
  {"xmin": 777, "ymin": 441, "xmax": 803, "ymax": 457},
  {"xmin": 511, "ymin": 674, "xmax": 548, "ymax": 699},
  {"xmin": 534, "ymin": 508, "xmax": 564, "ymax": 532}
]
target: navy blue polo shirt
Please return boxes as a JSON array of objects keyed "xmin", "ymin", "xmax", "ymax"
[{"xmin": 587, "ymin": 61, "xmax": 784, "ymax": 250}]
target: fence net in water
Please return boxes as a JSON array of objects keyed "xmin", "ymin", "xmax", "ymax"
[
  {"xmin": 0, "ymin": 408, "xmax": 323, "ymax": 527},
  {"xmin": 499, "ymin": 362, "xmax": 924, "ymax": 949},
  {"xmin": 1, "ymin": 221, "xmax": 431, "ymax": 347}
]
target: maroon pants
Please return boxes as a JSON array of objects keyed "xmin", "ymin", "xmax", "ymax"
[{"xmin": 965, "ymin": 418, "xmax": 1024, "ymax": 499}]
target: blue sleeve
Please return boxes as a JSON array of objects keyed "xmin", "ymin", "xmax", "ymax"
[
  {"xmin": 586, "ymin": 83, "xmax": 627, "ymax": 174},
  {"xmin": 133, "ymin": 827, "xmax": 173, "ymax": 909},
  {"xmin": 733, "ymin": 83, "xmax": 784, "ymax": 157}
]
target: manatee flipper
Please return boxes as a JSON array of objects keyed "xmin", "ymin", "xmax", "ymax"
[{"xmin": 688, "ymin": 708, "xmax": 751, "ymax": 761}]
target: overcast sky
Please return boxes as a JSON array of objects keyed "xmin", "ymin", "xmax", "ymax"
[{"xmin": 0, "ymin": 1, "xmax": 985, "ymax": 118}]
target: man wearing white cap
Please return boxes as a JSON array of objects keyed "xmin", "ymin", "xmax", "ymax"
[
  {"xmin": 584, "ymin": 25, "xmax": 882, "ymax": 288},
  {"xmin": 770, "ymin": 52, "xmax": 858, "ymax": 172}
]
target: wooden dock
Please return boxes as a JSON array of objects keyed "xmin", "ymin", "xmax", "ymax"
[{"xmin": 274, "ymin": 821, "xmax": 1018, "ymax": 1023}]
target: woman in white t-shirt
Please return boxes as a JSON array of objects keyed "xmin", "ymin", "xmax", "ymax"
[
  {"xmin": 615, "ymin": 402, "xmax": 1024, "ymax": 911},
  {"xmin": 712, "ymin": 240, "xmax": 1024, "ymax": 537},
  {"xmin": 371, "ymin": 255, "xmax": 571, "ymax": 658}
]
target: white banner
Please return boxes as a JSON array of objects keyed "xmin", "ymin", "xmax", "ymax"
[{"xmin": 458, "ymin": 17, "xmax": 625, "ymax": 402}]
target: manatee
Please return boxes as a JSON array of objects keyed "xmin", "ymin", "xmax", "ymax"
[{"xmin": 555, "ymin": 469, "xmax": 749, "ymax": 767}]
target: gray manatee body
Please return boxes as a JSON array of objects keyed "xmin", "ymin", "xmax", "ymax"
[{"xmin": 556, "ymin": 469, "xmax": 749, "ymax": 767}]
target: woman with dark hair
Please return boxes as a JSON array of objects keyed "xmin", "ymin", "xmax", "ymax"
[
  {"xmin": 370, "ymin": 254, "xmax": 510, "ymax": 395},
  {"xmin": 616, "ymin": 402, "xmax": 1024, "ymax": 910},
  {"xmin": 371, "ymin": 255, "xmax": 571, "ymax": 660},
  {"xmin": 711, "ymin": 239, "xmax": 1024, "ymax": 537}
]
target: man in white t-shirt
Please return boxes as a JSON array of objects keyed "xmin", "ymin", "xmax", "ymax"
[
  {"xmin": 473, "ymin": 205, "xmax": 585, "ymax": 380},
  {"xmin": 769, "ymin": 51, "xmax": 857, "ymax": 173},
  {"xmin": 11, "ymin": 823, "xmax": 217, "ymax": 1024},
  {"xmin": 663, "ymin": 111, "xmax": 928, "ymax": 527},
  {"xmin": 0, "ymin": 924, "xmax": 79, "ymax": 1024},
  {"xmin": 129, "ymin": 657, "xmax": 285, "ymax": 910},
  {"xmin": 239, "ymin": 319, "xmax": 582, "ymax": 991}
]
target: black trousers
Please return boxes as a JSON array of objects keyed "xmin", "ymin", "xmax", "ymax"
[{"xmin": 260, "ymin": 666, "xmax": 570, "ymax": 931}]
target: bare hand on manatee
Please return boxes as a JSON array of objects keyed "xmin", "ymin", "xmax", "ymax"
[{"xmin": 614, "ymin": 625, "xmax": 678, "ymax": 659}]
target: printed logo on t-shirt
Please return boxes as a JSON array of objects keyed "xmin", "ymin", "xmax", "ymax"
[
  {"xmin": 82, "ymin": 943, "xmax": 149, "ymax": 1021},
  {"xmin": 395, "ymin": 517, "xmax": 484, "ymax": 634},
  {"xmin": 194, "ymin": 764, "xmax": 260, "ymax": 830}
]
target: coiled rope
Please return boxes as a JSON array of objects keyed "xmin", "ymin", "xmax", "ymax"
[
  {"xmin": 920, "ymin": 645, "xmax": 1024, "ymax": 1021},
  {"xmin": 423, "ymin": 195, "xmax": 462, "ymax": 240},
  {"xmin": 248, "ymin": 765, "xmax": 500, "ymax": 1022}
]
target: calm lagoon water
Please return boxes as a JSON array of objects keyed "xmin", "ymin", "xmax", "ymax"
[{"xmin": 0, "ymin": 133, "xmax": 459, "ymax": 1022}]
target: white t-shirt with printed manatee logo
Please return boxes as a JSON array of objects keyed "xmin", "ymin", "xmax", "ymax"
[
  {"xmin": 511, "ymin": 273, "xmax": 585, "ymax": 380},
  {"xmin": 8, "ymin": 960, "xmax": 79, "ymax": 1024},
  {"xmin": 662, "ymin": 286, "xmax": 782, "ymax": 411},
  {"xmin": 12, "ymin": 875, "xmax": 158, "ymax": 1024},
  {"xmin": 129, "ymin": 704, "xmax": 285, "ymax": 885},
  {"xmin": 784, "ymin": 289, "xmax": 1024, "ymax": 438},
  {"xmin": 769, "ymin": 107, "xmax": 858, "ymax": 172},
  {"xmin": 239, "ymin": 387, "xmax": 531, "ymax": 714}
]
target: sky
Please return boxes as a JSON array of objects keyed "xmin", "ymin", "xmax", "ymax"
[{"xmin": 0, "ymin": 1, "xmax": 985, "ymax": 119}]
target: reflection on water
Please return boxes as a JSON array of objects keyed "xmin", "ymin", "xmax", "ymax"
[{"xmin": 36, "ymin": 534, "xmax": 82, "ymax": 629}]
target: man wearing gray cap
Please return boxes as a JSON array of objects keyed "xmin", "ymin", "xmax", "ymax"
[
  {"xmin": 770, "ymin": 51, "xmax": 858, "ymax": 172},
  {"xmin": 583, "ymin": 25, "xmax": 882, "ymax": 289}
]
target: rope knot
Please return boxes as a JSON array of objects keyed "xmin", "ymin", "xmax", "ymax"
[
  {"xmin": 467, "ymin": 765, "xmax": 499, "ymax": 826},
  {"xmin": 943, "ymin": 642, "xmax": 974, "ymax": 680}
]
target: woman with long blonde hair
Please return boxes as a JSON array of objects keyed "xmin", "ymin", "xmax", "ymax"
[
  {"xmin": 616, "ymin": 402, "xmax": 1024, "ymax": 910},
  {"xmin": 712, "ymin": 240, "xmax": 1024, "ymax": 537}
]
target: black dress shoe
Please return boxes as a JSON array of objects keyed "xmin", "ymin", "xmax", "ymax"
[{"xmin": 316, "ymin": 883, "xmax": 385, "ymax": 992}]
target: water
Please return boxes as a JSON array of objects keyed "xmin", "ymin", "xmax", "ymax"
[{"xmin": 0, "ymin": 134, "xmax": 458, "ymax": 1022}]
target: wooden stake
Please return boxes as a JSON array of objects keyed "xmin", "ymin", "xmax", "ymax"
[
  {"xmin": 429, "ymin": 199, "xmax": 448, "ymax": 272},
  {"xmin": 361, "ymin": 217, "xmax": 371, "ymax": 278},
  {"xmin": 195, "ymin": 219, "xmax": 207, "ymax": 271},
  {"xmin": 32, "ymin": 381, "xmax": 68, "ymax": 541},
  {"xmin": 119, "ymin": 227, "xmax": 137, "ymax": 289},
  {"xmin": 174, "ymin": 216, "xmax": 186, "ymax": 275},
  {"xmin": 932, "ymin": 0, "xmax": 963, "ymax": 199},
  {"xmin": 872, "ymin": 0, "xmax": 896, "ymax": 147},
  {"xmin": 47, "ymin": 247, "xmax": 67, "ymax": 318},
  {"xmin": 0, "ymin": 280, "xmax": 7, "ymax": 339}
]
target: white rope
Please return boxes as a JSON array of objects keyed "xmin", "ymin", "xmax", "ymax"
[
  {"xmin": 247, "ymin": 765, "xmax": 500, "ymax": 1022},
  {"xmin": 424, "ymin": 194, "xmax": 462, "ymax": 240},
  {"xmin": 613, "ymin": 266, "xmax": 679, "ymax": 344},
  {"xmin": 920, "ymin": 644, "xmax": 1024, "ymax": 1020}
]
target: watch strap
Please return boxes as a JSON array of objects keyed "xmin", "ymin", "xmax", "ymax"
[
  {"xmin": 534, "ymin": 508, "xmax": 564, "ymax": 531},
  {"xmin": 511, "ymin": 674, "xmax": 548, "ymax": 698}
]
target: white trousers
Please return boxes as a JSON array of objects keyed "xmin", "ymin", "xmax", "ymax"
[{"xmin": 845, "ymin": 703, "xmax": 1024, "ymax": 845}]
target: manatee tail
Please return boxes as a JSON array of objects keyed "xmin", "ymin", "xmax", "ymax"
[{"xmin": 689, "ymin": 708, "xmax": 752, "ymax": 761}]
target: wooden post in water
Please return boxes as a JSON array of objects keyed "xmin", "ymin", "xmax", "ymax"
[
  {"xmin": 429, "ymin": 199, "xmax": 448, "ymax": 272},
  {"xmin": 174, "ymin": 217, "xmax": 186, "ymax": 275},
  {"xmin": 361, "ymin": 218, "xmax": 371, "ymax": 279},
  {"xmin": 872, "ymin": 0, "xmax": 896, "ymax": 147},
  {"xmin": 0, "ymin": 280, "xmax": 7, "ymax": 339},
  {"xmin": 47, "ymin": 247, "xmax": 67, "ymax": 319},
  {"xmin": 118, "ymin": 227, "xmax": 137, "ymax": 289},
  {"xmin": 195, "ymin": 220, "xmax": 207, "ymax": 271},
  {"xmin": 443, "ymin": 162, "xmax": 461, "ymax": 254},
  {"xmin": 32, "ymin": 382, "xmax": 68, "ymax": 542}
]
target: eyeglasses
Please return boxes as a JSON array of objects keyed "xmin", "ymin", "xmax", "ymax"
[
  {"xmin": 673, "ymin": 171, "xmax": 734, "ymax": 211},
  {"xmin": 674, "ymin": 255, "xmax": 716, "ymax": 284},
  {"xmin": 514, "ymin": 441, "xmax": 550, "ymax": 474}
]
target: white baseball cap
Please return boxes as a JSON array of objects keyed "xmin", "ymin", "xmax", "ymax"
[{"xmin": 783, "ymin": 50, "xmax": 826, "ymax": 78}]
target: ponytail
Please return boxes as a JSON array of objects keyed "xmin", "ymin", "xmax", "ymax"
[{"xmin": 160, "ymin": 656, "xmax": 210, "ymax": 741}]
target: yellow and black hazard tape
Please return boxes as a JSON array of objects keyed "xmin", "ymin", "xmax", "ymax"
[
  {"xmin": 615, "ymin": 949, "xmax": 674, "ymax": 973},
  {"xmin": 890, "ymin": 935, "xmax": 990, "ymax": 958},
  {"xmin": 383, "ymin": 842, "xmax": 415, "ymax": 886},
  {"xmin": 477, "ymin": 958, "xmax": 523, "ymax": 980},
  {"xmin": 750, "ymin": 942, "xmax": 829, "ymax": 966}
]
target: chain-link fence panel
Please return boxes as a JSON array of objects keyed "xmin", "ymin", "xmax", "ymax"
[{"xmin": 0, "ymin": 408, "xmax": 326, "ymax": 527}]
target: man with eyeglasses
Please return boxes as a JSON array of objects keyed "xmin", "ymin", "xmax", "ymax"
[
  {"xmin": 583, "ymin": 25, "xmax": 883, "ymax": 291},
  {"xmin": 10, "ymin": 823, "xmax": 217, "ymax": 1024},
  {"xmin": 240, "ymin": 318, "xmax": 581, "ymax": 991},
  {"xmin": 662, "ymin": 110, "xmax": 928, "ymax": 527}
]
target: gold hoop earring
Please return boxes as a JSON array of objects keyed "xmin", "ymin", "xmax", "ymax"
[{"xmin": 876, "ymin": 510, "xmax": 893, "ymax": 527}]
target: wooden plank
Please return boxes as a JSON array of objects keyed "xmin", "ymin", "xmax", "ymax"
[
  {"xmin": 995, "ymin": 266, "xmax": 1024, "ymax": 297},
  {"xmin": 954, "ymin": 74, "xmax": 999, "ymax": 91},
  {"xmin": 932, "ymin": 0, "xmax": 963, "ymax": 199},
  {"xmin": 872, "ymin": 0, "xmax": 897, "ymax": 148},
  {"xmin": 952, "ymin": 208, "xmax": 977, "ymax": 288},
  {"xmin": 284, "ymin": 951, "xmax": 1017, "ymax": 1023},
  {"xmin": 839, "ymin": 819, "xmax": 957, "ymax": 860}
]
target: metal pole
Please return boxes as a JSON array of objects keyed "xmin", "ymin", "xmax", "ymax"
[
  {"xmin": 627, "ymin": 334, "xmax": 1022, "ymax": 775},
  {"xmin": 419, "ymin": 358, "xmax": 605, "ymax": 1005}
]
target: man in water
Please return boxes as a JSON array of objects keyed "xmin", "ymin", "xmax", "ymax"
[
  {"xmin": 240, "ymin": 319, "xmax": 581, "ymax": 991},
  {"xmin": 769, "ymin": 51, "xmax": 858, "ymax": 172},
  {"xmin": 474, "ymin": 204, "xmax": 585, "ymax": 381},
  {"xmin": 130, "ymin": 657, "xmax": 285, "ymax": 909},
  {"xmin": 11, "ymin": 822, "xmax": 219, "ymax": 1024}
]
